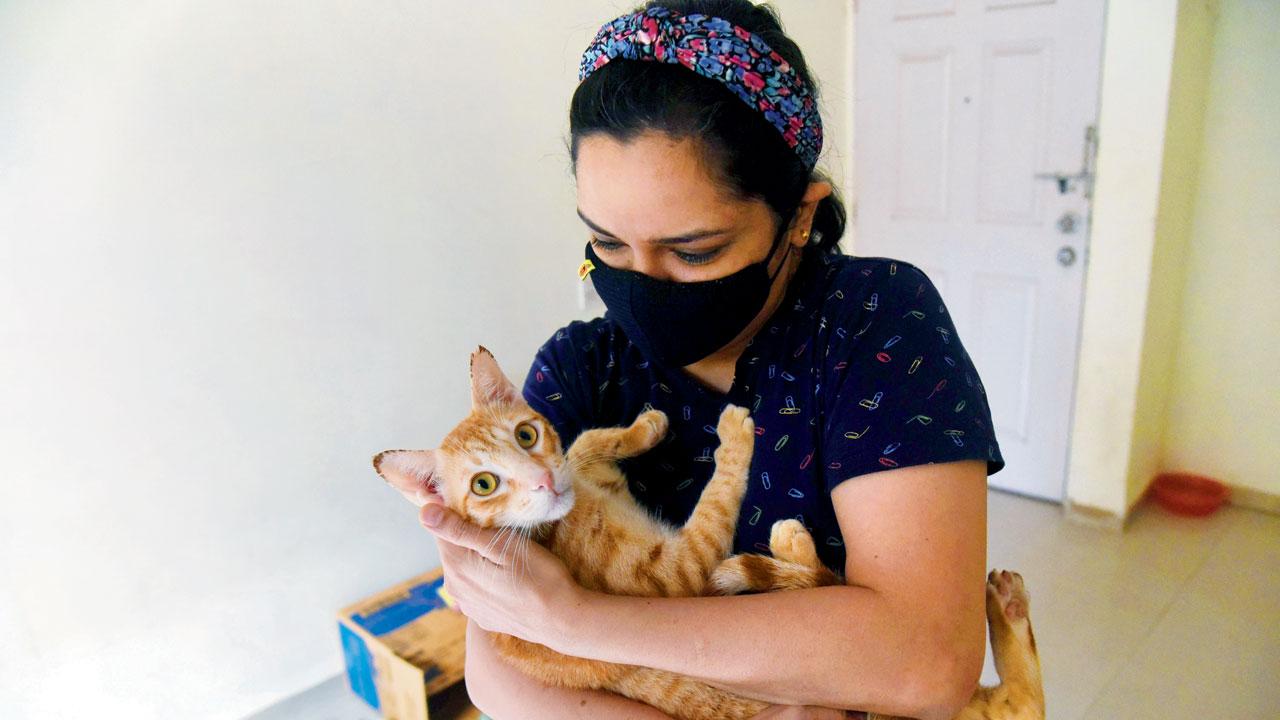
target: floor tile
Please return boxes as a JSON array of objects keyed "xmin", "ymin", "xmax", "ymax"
[
  {"xmin": 983, "ymin": 492, "xmax": 1272, "ymax": 720},
  {"xmin": 1082, "ymin": 507, "xmax": 1280, "ymax": 718}
]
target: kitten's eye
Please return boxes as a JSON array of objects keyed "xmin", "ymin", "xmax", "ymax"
[
  {"xmin": 515, "ymin": 422, "xmax": 539, "ymax": 449},
  {"xmin": 471, "ymin": 471, "xmax": 499, "ymax": 496}
]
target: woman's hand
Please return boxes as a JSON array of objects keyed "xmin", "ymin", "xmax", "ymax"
[
  {"xmin": 751, "ymin": 705, "xmax": 852, "ymax": 719},
  {"xmin": 419, "ymin": 500, "xmax": 583, "ymax": 649}
]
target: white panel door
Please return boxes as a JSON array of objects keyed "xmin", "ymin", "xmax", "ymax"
[{"xmin": 854, "ymin": 0, "xmax": 1105, "ymax": 500}]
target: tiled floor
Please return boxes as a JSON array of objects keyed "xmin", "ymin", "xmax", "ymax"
[
  {"xmin": 982, "ymin": 491, "xmax": 1280, "ymax": 719},
  {"xmin": 249, "ymin": 490, "xmax": 1280, "ymax": 719}
]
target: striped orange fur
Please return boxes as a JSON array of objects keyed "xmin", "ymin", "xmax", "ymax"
[{"xmin": 372, "ymin": 347, "xmax": 1044, "ymax": 720}]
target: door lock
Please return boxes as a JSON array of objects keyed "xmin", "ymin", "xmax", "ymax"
[{"xmin": 1057, "ymin": 212, "xmax": 1081, "ymax": 234}]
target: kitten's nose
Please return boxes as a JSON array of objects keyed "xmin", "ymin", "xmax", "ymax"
[{"xmin": 530, "ymin": 470, "xmax": 558, "ymax": 495}]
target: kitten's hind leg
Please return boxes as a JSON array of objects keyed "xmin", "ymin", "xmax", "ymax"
[
  {"xmin": 709, "ymin": 553, "xmax": 841, "ymax": 594},
  {"xmin": 768, "ymin": 519, "xmax": 822, "ymax": 568},
  {"xmin": 709, "ymin": 520, "xmax": 841, "ymax": 595}
]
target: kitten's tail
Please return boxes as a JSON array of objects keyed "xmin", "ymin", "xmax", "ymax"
[{"xmin": 709, "ymin": 553, "xmax": 842, "ymax": 595}]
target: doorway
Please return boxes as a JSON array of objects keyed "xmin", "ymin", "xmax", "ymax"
[{"xmin": 853, "ymin": 0, "xmax": 1107, "ymax": 500}]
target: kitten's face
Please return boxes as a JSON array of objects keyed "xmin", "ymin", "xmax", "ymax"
[
  {"xmin": 373, "ymin": 347, "xmax": 575, "ymax": 530},
  {"xmin": 434, "ymin": 404, "xmax": 573, "ymax": 529}
]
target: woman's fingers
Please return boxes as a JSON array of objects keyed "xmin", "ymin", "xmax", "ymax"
[{"xmin": 420, "ymin": 502, "xmax": 507, "ymax": 565}]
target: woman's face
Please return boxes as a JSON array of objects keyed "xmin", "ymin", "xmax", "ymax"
[{"xmin": 574, "ymin": 130, "xmax": 795, "ymax": 283}]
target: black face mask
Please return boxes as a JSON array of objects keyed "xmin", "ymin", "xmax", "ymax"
[{"xmin": 582, "ymin": 227, "xmax": 792, "ymax": 367}]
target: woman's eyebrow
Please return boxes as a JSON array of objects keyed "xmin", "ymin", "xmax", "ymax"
[{"xmin": 576, "ymin": 208, "xmax": 731, "ymax": 245}]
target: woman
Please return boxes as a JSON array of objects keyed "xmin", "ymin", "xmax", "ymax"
[{"xmin": 419, "ymin": 2, "xmax": 1005, "ymax": 718}]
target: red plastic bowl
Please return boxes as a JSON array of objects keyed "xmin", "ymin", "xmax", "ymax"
[{"xmin": 1150, "ymin": 472, "xmax": 1230, "ymax": 517}]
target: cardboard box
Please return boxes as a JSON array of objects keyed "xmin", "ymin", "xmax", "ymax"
[{"xmin": 338, "ymin": 568, "xmax": 486, "ymax": 720}]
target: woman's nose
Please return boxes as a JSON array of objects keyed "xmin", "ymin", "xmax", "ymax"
[{"xmin": 630, "ymin": 249, "xmax": 671, "ymax": 280}]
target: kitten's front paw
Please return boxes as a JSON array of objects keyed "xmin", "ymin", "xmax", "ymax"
[
  {"xmin": 715, "ymin": 404, "xmax": 755, "ymax": 447},
  {"xmin": 634, "ymin": 409, "xmax": 669, "ymax": 445}
]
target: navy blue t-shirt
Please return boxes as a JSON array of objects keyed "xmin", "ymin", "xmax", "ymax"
[{"xmin": 522, "ymin": 251, "xmax": 1004, "ymax": 573}]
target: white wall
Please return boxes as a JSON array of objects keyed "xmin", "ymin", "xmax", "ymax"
[
  {"xmin": 1124, "ymin": 0, "xmax": 1216, "ymax": 511},
  {"xmin": 1068, "ymin": 0, "xmax": 1280, "ymax": 518},
  {"xmin": 1065, "ymin": 0, "xmax": 1181, "ymax": 519},
  {"xmin": 1162, "ymin": 0, "xmax": 1280, "ymax": 500},
  {"xmin": 0, "ymin": 1, "xmax": 850, "ymax": 717},
  {"xmin": 775, "ymin": 0, "xmax": 854, "ymax": 216}
]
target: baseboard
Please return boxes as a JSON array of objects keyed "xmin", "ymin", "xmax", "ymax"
[
  {"xmin": 1064, "ymin": 499, "xmax": 1127, "ymax": 531},
  {"xmin": 1227, "ymin": 483, "xmax": 1280, "ymax": 516},
  {"xmin": 1124, "ymin": 475, "xmax": 1280, "ymax": 520}
]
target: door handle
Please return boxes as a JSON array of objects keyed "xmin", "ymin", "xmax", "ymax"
[
  {"xmin": 1034, "ymin": 126, "xmax": 1098, "ymax": 197},
  {"xmin": 1035, "ymin": 171, "xmax": 1090, "ymax": 195}
]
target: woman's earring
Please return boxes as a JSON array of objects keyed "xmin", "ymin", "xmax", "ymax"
[{"xmin": 802, "ymin": 230, "xmax": 811, "ymax": 242}]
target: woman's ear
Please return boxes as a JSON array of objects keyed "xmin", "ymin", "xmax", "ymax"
[
  {"xmin": 372, "ymin": 449, "xmax": 440, "ymax": 506},
  {"xmin": 792, "ymin": 180, "xmax": 833, "ymax": 246}
]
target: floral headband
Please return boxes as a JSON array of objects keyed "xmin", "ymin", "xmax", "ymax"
[{"xmin": 578, "ymin": 6, "xmax": 824, "ymax": 170}]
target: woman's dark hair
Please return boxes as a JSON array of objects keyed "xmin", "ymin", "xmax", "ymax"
[{"xmin": 569, "ymin": 0, "xmax": 846, "ymax": 254}]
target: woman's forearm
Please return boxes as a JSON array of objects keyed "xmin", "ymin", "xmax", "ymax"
[
  {"xmin": 464, "ymin": 620, "xmax": 673, "ymax": 720},
  {"xmin": 551, "ymin": 585, "xmax": 979, "ymax": 720}
]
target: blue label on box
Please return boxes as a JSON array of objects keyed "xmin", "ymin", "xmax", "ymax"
[
  {"xmin": 339, "ymin": 622, "xmax": 379, "ymax": 711},
  {"xmin": 350, "ymin": 575, "xmax": 448, "ymax": 636}
]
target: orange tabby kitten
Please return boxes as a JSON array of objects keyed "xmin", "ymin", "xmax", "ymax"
[{"xmin": 373, "ymin": 347, "xmax": 1043, "ymax": 720}]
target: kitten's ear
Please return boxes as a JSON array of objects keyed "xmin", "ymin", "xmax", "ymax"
[
  {"xmin": 470, "ymin": 345, "xmax": 520, "ymax": 408},
  {"xmin": 372, "ymin": 449, "xmax": 440, "ymax": 507}
]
